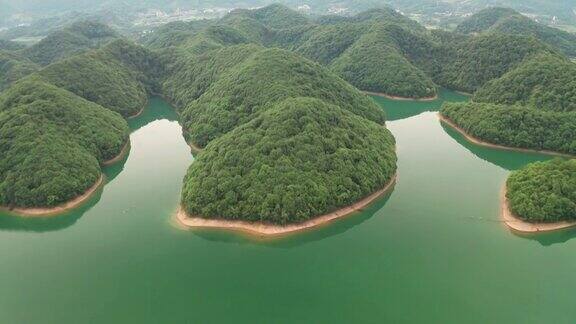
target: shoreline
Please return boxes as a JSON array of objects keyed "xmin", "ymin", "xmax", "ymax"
[
  {"xmin": 126, "ymin": 97, "xmax": 149, "ymax": 119},
  {"xmin": 0, "ymin": 175, "xmax": 105, "ymax": 217},
  {"xmin": 365, "ymin": 91, "xmax": 438, "ymax": 101},
  {"xmin": 500, "ymin": 184, "xmax": 576, "ymax": 233},
  {"xmin": 176, "ymin": 173, "xmax": 398, "ymax": 237},
  {"xmin": 188, "ymin": 141, "xmax": 203, "ymax": 154},
  {"xmin": 101, "ymin": 140, "xmax": 131, "ymax": 166},
  {"xmin": 127, "ymin": 106, "xmax": 145, "ymax": 119},
  {"xmin": 438, "ymin": 113, "xmax": 574, "ymax": 158}
]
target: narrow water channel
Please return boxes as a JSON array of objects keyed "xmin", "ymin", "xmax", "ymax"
[{"xmin": 0, "ymin": 94, "xmax": 574, "ymax": 323}]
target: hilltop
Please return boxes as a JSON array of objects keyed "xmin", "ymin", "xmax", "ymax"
[
  {"xmin": 22, "ymin": 20, "xmax": 120, "ymax": 66},
  {"xmin": 456, "ymin": 7, "xmax": 576, "ymax": 57}
]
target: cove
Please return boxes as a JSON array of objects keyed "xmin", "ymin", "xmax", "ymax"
[{"xmin": 1, "ymin": 94, "xmax": 576, "ymax": 323}]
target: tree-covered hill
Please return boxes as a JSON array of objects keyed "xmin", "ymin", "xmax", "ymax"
[
  {"xmin": 181, "ymin": 97, "xmax": 396, "ymax": 224},
  {"xmin": 21, "ymin": 20, "xmax": 120, "ymax": 66},
  {"xmin": 0, "ymin": 50, "xmax": 39, "ymax": 90},
  {"xmin": 348, "ymin": 7, "xmax": 427, "ymax": 33},
  {"xmin": 288, "ymin": 22, "xmax": 368, "ymax": 65},
  {"xmin": 162, "ymin": 43, "xmax": 261, "ymax": 109},
  {"xmin": 148, "ymin": 4, "xmax": 572, "ymax": 100},
  {"xmin": 330, "ymin": 24, "xmax": 436, "ymax": 98},
  {"xmin": 0, "ymin": 77, "xmax": 128, "ymax": 208},
  {"xmin": 455, "ymin": 7, "xmax": 518, "ymax": 34},
  {"xmin": 456, "ymin": 7, "xmax": 576, "ymax": 57},
  {"xmin": 507, "ymin": 159, "xmax": 576, "ymax": 222},
  {"xmin": 146, "ymin": 4, "xmax": 440, "ymax": 99},
  {"xmin": 473, "ymin": 53, "xmax": 576, "ymax": 112},
  {"xmin": 225, "ymin": 3, "xmax": 312, "ymax": 30},
  {"xmin": 441, "ymin": 102, "xmax": 576, "ymax": 155},
  {"xmin": 438, "ymin": 33, "xmax": 553, "ymax": 93},
  {"xmin": 178, "ymin": 24, "xmax": 254, "ymax": 55},
  {"xmin": 142, "ymin": 20, "xmax": 214, "ymax": 50},
  {"xmin": 171, "ymin": 45, "xmax": 386, "ymax": 147},
  {"xmin": 35, "ymin": 40, "xmax": 162, "ymax": 117}
]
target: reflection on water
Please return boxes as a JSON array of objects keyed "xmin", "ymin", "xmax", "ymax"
[
  {"xmin": 371, "ymin": 88, "xmax": 469, "ymax": 121},
  {"xmin": 128, "ymin": 97, "xmax": 179, "ymax": 131},
  {"xmin": 191, "ymin": 187, "xmax": 396, "ymax": 248},
  {"xmin": 511, "ymin": 227, "xmax": 576, "ymax": 247},
  {"xmin": 0, "ymin": 189, "xmax": 104, "ymax": 233},
  {"xmin": 440, "ymin": 123, "xmax": 552, "ymax": 171}
]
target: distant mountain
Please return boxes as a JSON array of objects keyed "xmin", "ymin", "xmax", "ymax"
[
  {"xmin": 22, "ymin": 20, "xmax": 119, "ymax": 65},
  {"xmin": 457, "ymin": 7, "xmax": 576, "ymax": 57}
]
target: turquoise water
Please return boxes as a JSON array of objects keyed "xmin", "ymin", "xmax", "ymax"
[{"xmin": 0, "ymin": 95, "xmax": 573, "ymax": 323}]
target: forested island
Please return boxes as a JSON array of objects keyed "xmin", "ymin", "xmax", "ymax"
[
  {"xmin": 0, "ymin": 4, "xmax": 574, "ymax": 231},
  {"xmin": 502, "ymin": 159, "xmax": 576, "ymax": 232}
]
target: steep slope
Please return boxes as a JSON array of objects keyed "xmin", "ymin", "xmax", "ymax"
[
  {"xmin": 225, "ymin": 3, "xmax": 312, "ymax": 30},
  {"xmin": 474, "ymin": 53, "xmax": 576, "ymax": 112},
  {"xmin": 22, "ymin": 20, "xmax": 119, "ymax": 66},
  {"xmin": 178, "ymin": 24, "xmax": 253, "ymax": 55},
  {"xmin": 36, "ymin": 40, "xmax": 162, "ymax": 117},
  {"xmin": 0, "ymin": 50, "xmax": 39, "ymax": 90},
  {"xmin": 178, "ymin": 46, "xmax": 386, "ymax": 147},
  {"xmin": 162, "ymin": 44, "xmax": 260, "ymax": 109},
  {"xmin": 0, "ymin": 78, "xmax": 128, "ymax": 208},
  {"xmin": 291, "ymin": 23, "xmax": 368, "ymax": 65},
  {"xmin": 147, "ymin": 4, "xmax": 444, "ymax": 99},
  {"xmin": 457, "ymin": 7, "xmax": 576, "ymax": 57},
  {"xmin": 330, "ymin": 24, "xmax": 436, "ymax": 98},
  {"xmin": 455, "ymin": 7, "xmax": 518, "ymax": 34},
  {"xmin": 439, "ymin": 33, "xmax": 552, "ymax": 93}
]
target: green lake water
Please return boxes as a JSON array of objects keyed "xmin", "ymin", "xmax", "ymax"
[{"xmin": 1, "ymin": 94, "xmax": 574, "ymax": 323}]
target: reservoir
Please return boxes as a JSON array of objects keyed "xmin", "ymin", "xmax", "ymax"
[{"xmin": 0, "ymin": 93, "xmax": 571, "ymax": 323}]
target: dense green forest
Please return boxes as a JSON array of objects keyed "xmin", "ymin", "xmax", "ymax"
[
  {"xmin": 441, "ymin": 102, "xmax": 576, "ymax": 155},
  {"xmin": 0, "ymin": 7, "xmax": 400, "ymax": 221},
  {"xmin": 0, "ymin": 50, "xmax": 39, "ymax": 90},
  {"xmin": 507, "ymin": 159, "xmax": 576, "ymax": 222},
  {"xmin": 156, "ymin": 24, "xmax": 397, "ymax": 223},
  {"xmin": 438, "ymin": 34, "xmax": 552, "ymax": 93},
  {"xmin": 171, "ymin": 45, "xmax": 386, "ymax": 147},
  {"xmin": 181, "ymin": 97, "xmax": 396, "ymax": 224},
  {"xmin": 473, "ymin": 53, "xmax": 576, "ymax": 112},
  {"xmin": 0, "ymin": 77, "xmax": 128, "ymax": 208},
  {"xmin": 330, "ymin": 24, "xmax": 436, "ymax": 98},
  {"xmin": 162, "ymin": 43, "xmax": 260, "ymax": 109},
  {"xmin": 0, "ymin": 28, "xmax": 160, "ymax": 208},
  {"xmin": 455, "ymin": 7, "xmax": 518, "ymax": 34},
  {"xmin": 456, "ymin": 7, "xmax": 576, "ymax": 57},
  {"xmin": 21, "ymin": 20, "xmax": 119, "ymax": 66},
  {"xmin": 36, "ymin": 39, "xmax": 162, "ymax": 117},
  {"xmin": 146, "ymin": 5, "xmax": 438, "ymax": 99},
  {"xmin": 145, "ymin": 4, "xmax": 571, "ymax": 100}
]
